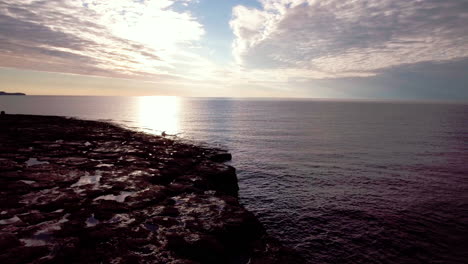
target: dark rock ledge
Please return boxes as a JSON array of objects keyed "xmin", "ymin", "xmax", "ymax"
[{"xmin": 0, "ymin": 115, "xmax": 302, "ymax": 264}]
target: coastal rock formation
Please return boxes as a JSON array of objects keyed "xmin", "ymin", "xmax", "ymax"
[
  {"xmin": 0, "ymin": 115, "xmax": 301, "ymax": 264},
  {"xmin": 0, "ymin": 91, "xmax": 26, "ymax": 96}
]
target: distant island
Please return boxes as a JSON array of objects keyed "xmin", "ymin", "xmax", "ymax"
[{"xmin": 0, "ymin": 91, "xmax": 26, "ymax": 96}]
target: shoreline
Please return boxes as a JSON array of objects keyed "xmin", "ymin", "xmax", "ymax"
[{"xmin": 0, "ymin": 114, "xmax": 301, "ymax": 263}]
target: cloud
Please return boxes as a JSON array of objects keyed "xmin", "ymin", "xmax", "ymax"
[
  {"xmin": 231, "ymin": 0, "xmax": 468, "ymax": 78},
  {"xmin": 1, "ymin": 0, "xmax": 467, "ymax": 99},
  {"xmin": 305, "ymin": 57, "xmax": 468, "ymax": 100},
  {"xmin": 0, "ymin": 0, "xmax": 206, "ymax": 80}
]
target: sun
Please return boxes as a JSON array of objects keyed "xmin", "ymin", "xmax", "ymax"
[{"xmin": 137, "ymin": 96, "xmax": 180, "ymax": 135}]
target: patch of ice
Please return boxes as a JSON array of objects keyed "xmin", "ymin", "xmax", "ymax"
[{"xmin": 25, "ymin": 158, "xmax": 49, "ymax": 167}]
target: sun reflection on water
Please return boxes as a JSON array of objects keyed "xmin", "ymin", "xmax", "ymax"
[{"xmin": 137, "ymin": 96, "xmax": 180, "ymax": 135}]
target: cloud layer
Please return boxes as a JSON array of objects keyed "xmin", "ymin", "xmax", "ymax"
[
  {"xmin": 0, "ymin": 0, "xmax": 205, "ymax": 80},
  {"xmin": 231, "ymin": 0, "xmax": 468, "ymax": 78},
  {"xmin": 1, "ymin": 0, "xmax": 467, "ymax": 99}
]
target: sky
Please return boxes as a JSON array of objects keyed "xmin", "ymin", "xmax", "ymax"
[{"xmin": 0, "ymin": 0, "xmax": 467, "ymax": 100}]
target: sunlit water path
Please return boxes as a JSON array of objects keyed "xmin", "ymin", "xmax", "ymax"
[{"xmin": 2, "ymin": 96, "xmax": 468, "ymax": 263}]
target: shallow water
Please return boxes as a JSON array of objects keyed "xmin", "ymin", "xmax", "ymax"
[{"xmin": 1, "ymin": 96, "xmax": 468, "ymax": 263}]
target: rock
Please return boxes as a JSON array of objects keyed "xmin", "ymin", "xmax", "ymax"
[
  {"xmin": 196, "ymin": 162, "xmax": 239, "ymax": 196},
  {"xmin": 0, "ymin": 233, "xmax": 21, "ymax": 251},
  {"xmin": 0, "ymin": 114, "xmax": 302, "ymax": 263},
  {"xmin": 168, "ymin": 233, "xmax": 226, "ymax": 263},
  {"xmin": 0, "ymin": 246, "xmax": 49, "ymax": 264},
  {"xmin": 208, "ymin": 151, "xmax": 232, "ymax": 162},
  {"xmin": 151, "ymin": 216, "xmax": 179, "ymax": 227},
  {"xmin": 160, "ymin": 206, "xmax": 180, "ymax": 217},
  {"xmin": 0, "ymin": 159, "xmax": 21, "ymax": 171}
]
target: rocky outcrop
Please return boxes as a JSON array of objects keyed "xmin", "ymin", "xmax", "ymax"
[
  {"xmin": 0, "ymin": 114, "xmax": 302, "ymax": 264},
  {"xmin": 0, "ymin": 91, "xmax": 26, "ymax": 96}
]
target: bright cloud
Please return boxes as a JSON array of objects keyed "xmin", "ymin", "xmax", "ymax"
[
  {"xmin": 231, "ymin": 0, "xmax": 468, "ymax": 78},
  {"xmin": 1, "ymin": 0, "xmax": 468, "ymax": 99},
  {"xmin": 0, "ymin": 0, "xmax": 205, "ymax": 80}
]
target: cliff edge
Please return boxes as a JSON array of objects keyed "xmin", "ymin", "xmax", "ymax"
[{"xmin": 0, "ymin": 114, "xmax": 302, "ymax": 264}]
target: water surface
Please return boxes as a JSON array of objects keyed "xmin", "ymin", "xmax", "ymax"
[{"xmin": 1, "ymin": 96, "xmax": 468, "ymax": 263}]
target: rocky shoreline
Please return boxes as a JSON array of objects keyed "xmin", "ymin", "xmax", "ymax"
[
  {"xmin": 0, "ymin": 114, "xmax": 302, "ymax": 264},
  {"xmin": 0, "ymin": 91, "xmax": 26, "ymax": 96}
]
